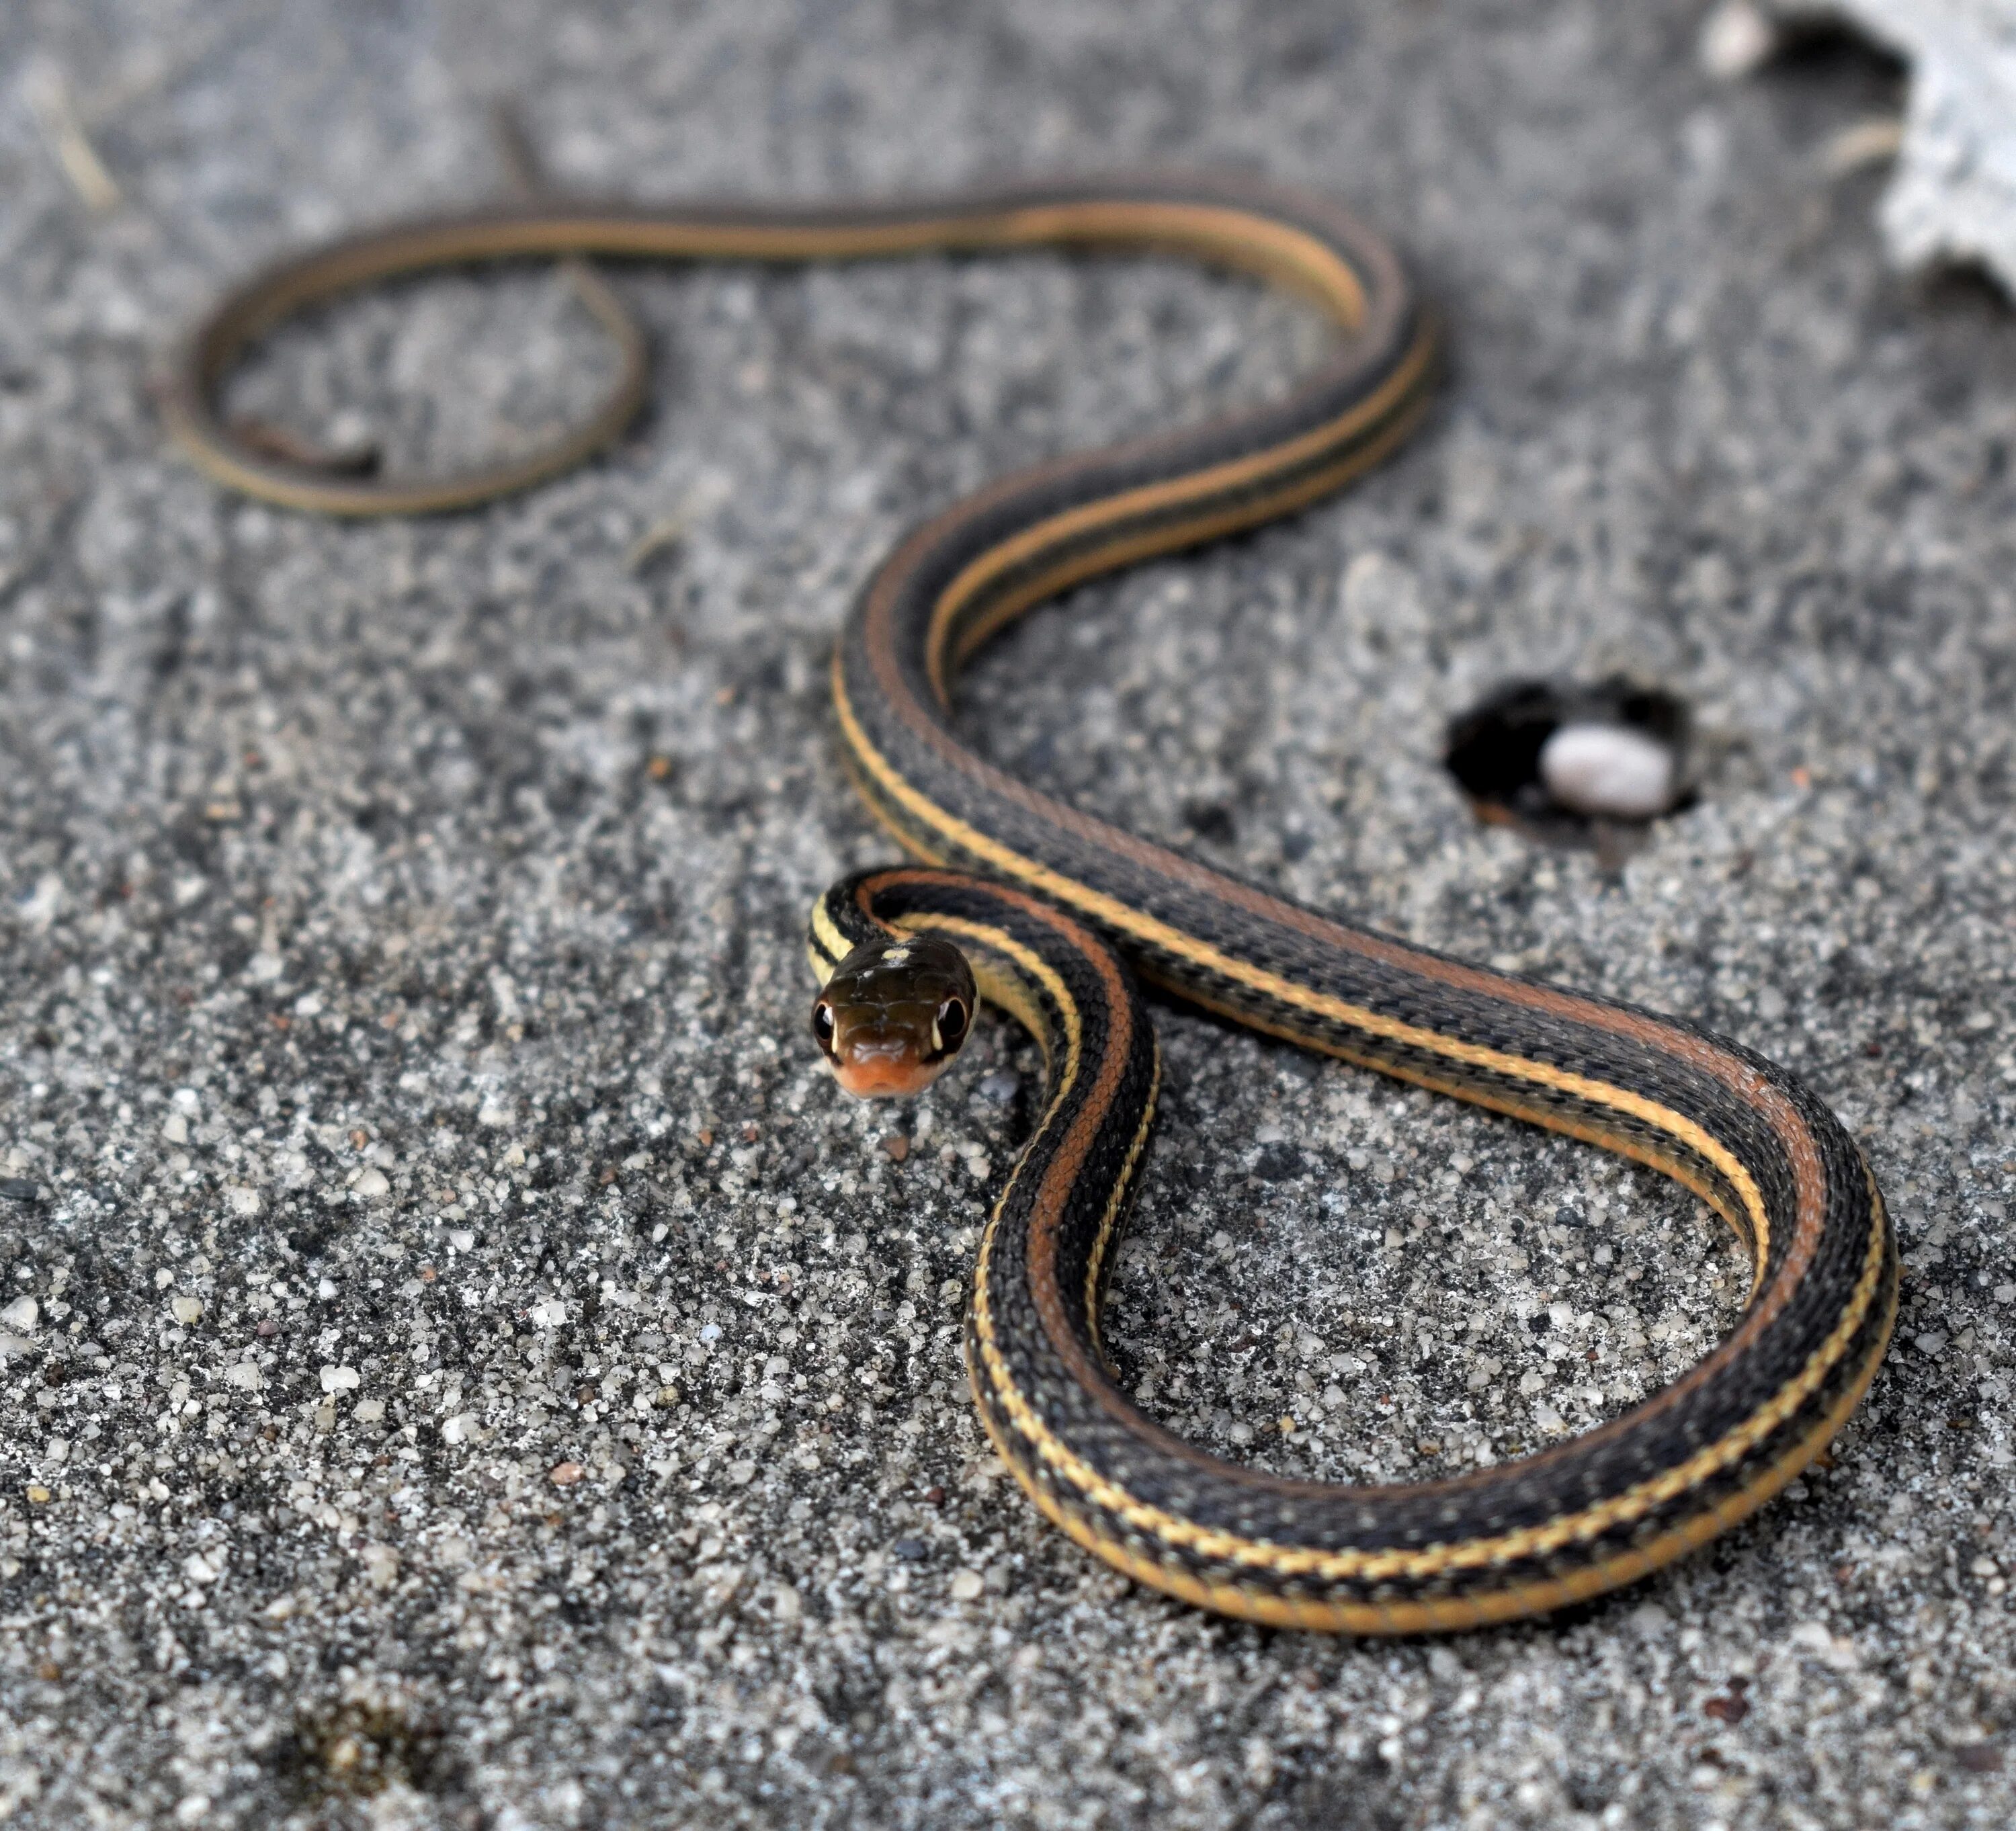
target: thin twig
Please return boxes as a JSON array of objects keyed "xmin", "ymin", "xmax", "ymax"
[
  {"xmin": 26, "ymin": 65, "xmax": 121, "ymax": 213},
  {"xmin": 1820, "ymin": 118, "xmax": 1905, "ymax": 180}
]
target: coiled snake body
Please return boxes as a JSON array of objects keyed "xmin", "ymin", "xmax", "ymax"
[{"xmin": 165, "ymin": 173, "xmax": 1896, "ymax": 1632}]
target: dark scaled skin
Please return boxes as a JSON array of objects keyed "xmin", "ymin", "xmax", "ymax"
[{"xmin": 812, "ymin": 934, "xmax": 976, "ymax": 1098}]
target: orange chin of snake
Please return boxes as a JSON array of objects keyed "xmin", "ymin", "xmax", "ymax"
[{"xmin": 825, "ymin": 1037, "xmax": 949, "ymax": 1101}]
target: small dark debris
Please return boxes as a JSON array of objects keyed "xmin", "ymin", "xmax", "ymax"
[
  {"xmin": 891, "ymin": 1537, "xmax": 929, "ymax": 1561},
  {"xmin": 0, "ymin": 1179, "xmax": 40, "ymax": 1203},
  {"xmin": 1443, "ymin": 676, "xmax": 1691, "ymax": 853},
  {"xmin": 1955, "ymin": 1742, "xmax": 2003, "ymax": 1774},
  {"xmin": 274, "ymin": 1701, "xmax": 460, "ymax": 1804},
  {"xmin": 1704, "ymin": 1693, "xmax": 1749, "ymax": 1724},
  {"xmin": 1181, "ymin": 799, "xmax": 1237, "ymax": 847},
  {"xmin": 1250, "ymin": 1142, "xmax": 1308, "ymax": 1184}
]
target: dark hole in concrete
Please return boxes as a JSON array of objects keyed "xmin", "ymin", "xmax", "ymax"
[{"xmin": 1443, "ymin": 676, "xmax": 1693, "ymax": 856}]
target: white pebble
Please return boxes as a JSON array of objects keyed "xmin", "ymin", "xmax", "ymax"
[
  {"xmin": 1699, "ymin": 0, "xmax": 1776, "ymax": 81},
  {"xmin": 352, "ymin": 1167, "xmax": 390, "ymax": 1199},
  {"xmin": 1538, "ymin": 722, "xmax": 1678, "ymax": 819},
  {"xmin": 0, "ymin": 1295, "xmax": 37, "ymax": 1333},
  {"xmin": 950, "ymin": 1569, "xmax": 984, "ymax": 1601},
  {"xmin": 171, "ymin": 1296, "xmax": 203, "ymax": 1326},
  {"xmin": 319, "ymin": 1363, "xmax": 361, "ymax": 1392}
]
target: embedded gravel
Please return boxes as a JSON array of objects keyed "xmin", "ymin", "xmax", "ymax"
[{"xmin": 1, "ymin": 3, "xmax": 2013, "ymax": 1828}]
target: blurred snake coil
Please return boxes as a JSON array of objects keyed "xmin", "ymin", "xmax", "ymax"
[{"xmin": 163, "ymin": 172, "xmax": 1896, "ymax": 1633}]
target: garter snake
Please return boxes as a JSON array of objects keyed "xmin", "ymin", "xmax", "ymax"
[{"xmin": 163, "ymin": 172, "xmax": 1896, "ymax": 1633}]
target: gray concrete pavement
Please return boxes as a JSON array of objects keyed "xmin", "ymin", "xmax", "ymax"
[{"xmin": 1, "ymin": 3, "xmax": 2012, "ymax": 1826}]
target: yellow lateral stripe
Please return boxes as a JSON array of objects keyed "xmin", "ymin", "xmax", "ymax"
[
  {"xmin": 973, "ymin": 1178, "xmax": 1889, "ymax": 1584},
  {"xmin": 922, "ymin": 913, "xmax": 1088, "ymax": 1255},
  {"xmin": 808, "ymin": 898, "xmax": 856, "ymax": 975},
  {"xmin": 1083, "ymin": 1043, "xmax": 1162, "ymax": 1354},
  {"xmin": 979, "ymin": 1292, "xmax": 1888, "ymax": 1631},
  {"xmin": 1154, "ymin": 968, "xmax": 1764, "ymax": 1280},
  {"xmin": 940, "ymin": 382, "xmax": 1435, "ymax": 686},
  {"xmin": 922, "ymin": 324, "xmax": 1438, "ymax": 697},
  {"xmin": 834, "ymin": 673, "xmax": 1773, "ymax": 1263}
]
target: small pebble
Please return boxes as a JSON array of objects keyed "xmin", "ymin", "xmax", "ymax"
[
  {"xmin": 1538, "ymin": 722, "xmax": 1679, "ymax": 819},
  {"xmin": 0, "ymin": 1296, "xmax": 38, "ymax": 1332},
  {"xmin": 1699, "ymin": 0, "xmax": 1777, "ymax": 80}
]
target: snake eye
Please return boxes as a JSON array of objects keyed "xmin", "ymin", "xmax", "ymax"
[
  {"xmin": 930, "ymin": 996, "xmax": 970, "ymax": 1058},
  {"xmin": 810, "ymin": 1000, "xmax": 837, "ymax": 1056}
]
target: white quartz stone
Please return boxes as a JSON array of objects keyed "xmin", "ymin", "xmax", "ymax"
[{"xmin": 1538, "ymin": 722, "xmax": 1679, "ymax": 818}]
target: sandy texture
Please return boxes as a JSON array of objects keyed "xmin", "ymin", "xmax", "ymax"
[{"xmin": 1, "ymin": 3, "xmax": 2013, "ymax": 1826}]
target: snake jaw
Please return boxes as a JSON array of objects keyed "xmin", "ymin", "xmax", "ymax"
[{"xmin": 824, "ymin": 1033, "xmax": 950, "ymax": 1100}]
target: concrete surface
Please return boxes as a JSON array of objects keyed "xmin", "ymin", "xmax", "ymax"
[
  {"xmin": 1, "ymin": 3, "xmax": 2013, "ymax": 1826},
  {"xmin": 1722, "ymin": 1, "xmax": 2016, "ymax": 295}
]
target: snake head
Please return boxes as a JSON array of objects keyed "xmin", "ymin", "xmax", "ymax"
[{"xmin": 812, "ymin": 933, "xmax": 977, "ymax": 1099}]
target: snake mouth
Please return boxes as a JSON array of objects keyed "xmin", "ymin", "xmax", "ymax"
[
  {"xmin": 812, "ymin": 1002, "xmax": 955, "ymax": 1099},
  {"xmin": 825, "ymin": 1040, "xmax": 948, "ymax": 1100}
]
